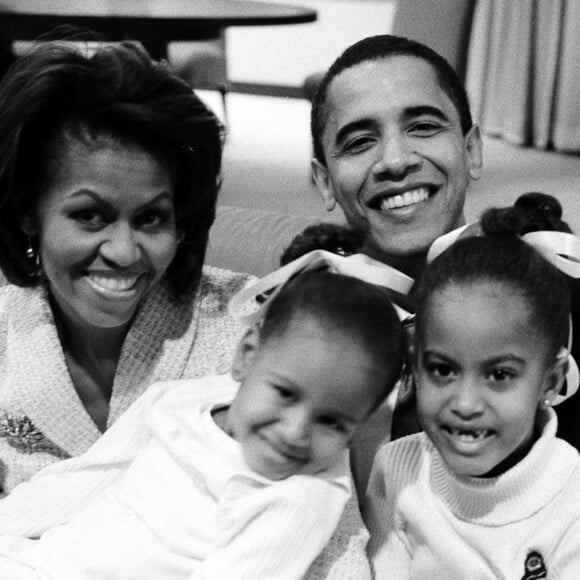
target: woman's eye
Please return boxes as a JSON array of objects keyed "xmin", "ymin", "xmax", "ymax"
[
  {"xmin": 70, "ymin": 209, "xmax": 105, "ymax": 228},
  {"xmin": 137, "ymin": 210, "xmax": 166, "ymax": 229},
  {"xmin": 426, "ymin": 362, "xmax": 454, "ymax": 379}
]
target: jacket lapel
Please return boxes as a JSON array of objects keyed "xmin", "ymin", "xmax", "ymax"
[
  {"xmin": 107, "ymin": 282, "xmax": 202, "ymax": 426},
  {"xmin": 5, "ymin": 286, "xmax": 101, "ymax": 457}
]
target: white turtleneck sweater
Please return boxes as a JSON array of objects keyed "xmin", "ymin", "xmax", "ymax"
[{"xmin": 364, "ymin": 409, "xmax": 580, "ymax": 579}]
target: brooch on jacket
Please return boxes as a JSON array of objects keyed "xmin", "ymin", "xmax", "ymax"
[{"xmin": 0, "ymin": 411, "xmax": 68, "ymax": 457}]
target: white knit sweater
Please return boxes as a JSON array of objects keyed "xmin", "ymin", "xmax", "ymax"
[
  {"xmin": 365, "ymin": 409, "xmax": 580, "ymax": 579},
  {"xmin": 0, "ymin": 266, "xmax": 253, "ymax": 493}
]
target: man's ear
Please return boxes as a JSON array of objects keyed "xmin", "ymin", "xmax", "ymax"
[
  {"xmin": 465, "ymin": 124, "xmax": 483, "ymax": 182},
  {"xmin": 311, "ymin": 158, "xmax": 337, "ymax": 212},
  {"xmin": 541, "ymin": 350, "xmax": 569, "ymax": 407},
  {"xmin": 231, "ymin": 325, "xmax": 261, "ymax": 382}
]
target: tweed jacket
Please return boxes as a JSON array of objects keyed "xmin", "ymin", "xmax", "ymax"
[{"xmin": 0, "ymin": 265, "xmax": 254, "ymax": 493}]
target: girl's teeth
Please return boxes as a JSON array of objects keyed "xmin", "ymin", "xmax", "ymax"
[
  {"xmin": 379, "ymin": 187, "xmax": 429, "ymax": 210},
  {"xmin": 450, "ymin": 428, "xmax": 489, "ymax": 440}
]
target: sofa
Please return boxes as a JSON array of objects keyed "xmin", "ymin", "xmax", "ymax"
[{"xmin": 206, "ymin": 204, "xmax": 323, "ymax": 277}]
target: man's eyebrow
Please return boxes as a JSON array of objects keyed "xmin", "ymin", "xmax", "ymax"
[
  {"xmin": 334, "ymin": 119, "xmax": 374, "ymax": 147},
  {"xmin": 404, "ymin": 105, "xmax": 451, "ymax": 123}
]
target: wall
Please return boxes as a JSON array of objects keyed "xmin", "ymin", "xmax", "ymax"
[{"xmin": 226, "ymin": 0, "xmax": 396, "ymax": 87}]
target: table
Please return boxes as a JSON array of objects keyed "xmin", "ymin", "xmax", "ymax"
[{"xmin": 0, "ymin": 0, "xmax": 317, "ymax": 58}]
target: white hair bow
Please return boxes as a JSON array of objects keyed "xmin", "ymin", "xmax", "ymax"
[
  {"xmin": 427, "ymin": 224, "xmax": 580, "ymax": 405},
  {"xmin": 428, "ymin": 224, "xmax": 580, "ymax": 277},
  {"xmin": 228, "ymin": 249, "xmax": 414, "ymax": 327}
]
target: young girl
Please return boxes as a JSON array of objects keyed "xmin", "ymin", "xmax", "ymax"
[
  {"xmin": 0, "ymin": 266, "xmax": 405, "ymax": 580},
  {"xmin": 364, "ymin": 222, "xmax": 580, "ymax": 578}
]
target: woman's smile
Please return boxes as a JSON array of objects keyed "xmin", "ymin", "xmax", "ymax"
[{"xmin": 84, "ymin": 271, "xmax": 145, "ymax": 299}]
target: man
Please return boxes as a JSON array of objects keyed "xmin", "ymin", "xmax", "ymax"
[
  {"xmin": 310, "ymin": 34, "xmax": 482, "ymax": 280},
  {"xmin": 306, "ymin": 35, "xmax": 580, "ymax": 466},
  {"xmin": 301, "ymin": 35, "xmax": 479, "ymax": 487}
]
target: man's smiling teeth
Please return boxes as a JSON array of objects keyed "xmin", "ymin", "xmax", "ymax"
[
  {"xmin": 88, "ymin": 274, "xmax": 140, "ymax": 292},
  {"xmin": 379, "ymin": 187, "xmax": 429, "ymax": 210}
]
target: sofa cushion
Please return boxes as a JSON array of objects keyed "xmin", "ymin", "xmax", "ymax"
[{"xmin": 207, "ymin": 205, "xmax": 331, "ymax": 276}]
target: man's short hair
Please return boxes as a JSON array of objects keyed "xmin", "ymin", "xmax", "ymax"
[{"xmin": 311, "ymin": 34, "xmax": 474, "ymax": 164}]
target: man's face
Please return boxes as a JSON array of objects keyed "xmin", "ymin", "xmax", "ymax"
[{"xmin": 313, "ymin": 55, "xmax": 482, "ymax": 265}]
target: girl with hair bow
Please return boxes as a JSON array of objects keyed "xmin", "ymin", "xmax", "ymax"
[
  {"xmin": 0, "ymin": 253, "xmax": 410, "ymax": 580},
  {"xmin": 391, "ymin": 193, "xmax": 580, "ymax": 445},
  {"xmin": 364, "ymin": 196, "xmax": 580, "ymax": 579}
]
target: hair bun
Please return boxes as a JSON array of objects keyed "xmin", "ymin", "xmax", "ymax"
[
  {"xmin": 280, "ymin": 223, "xmax": 364, "ymax": 265},
  {"xmin": 515, "ymin": 192, "xmax": 572, "ymax": 233},
  {"xmin": 480, "ymin": 192, "xmax": 572, "ymax": 237},
  {"xmin": 515, "ymin": 192, "xmax": 563, "ymax": 222}
]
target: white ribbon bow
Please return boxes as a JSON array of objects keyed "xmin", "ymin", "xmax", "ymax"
[
  {"xmin": 228, "ymin": 249, "xmax": 414, "ymax": 327},
  {"xmin": 427, "ymin": 224, "xmax": 580, "ymax": 404}
]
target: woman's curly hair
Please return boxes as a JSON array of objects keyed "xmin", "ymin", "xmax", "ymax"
[{"xmin": 0, "ymin": 38, "xmax": 223, "ymax": 299}]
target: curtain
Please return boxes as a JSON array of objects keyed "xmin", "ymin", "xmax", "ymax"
[{"xmin": 466, "ymin": 0, "xmax": 580, "ymax": 152}]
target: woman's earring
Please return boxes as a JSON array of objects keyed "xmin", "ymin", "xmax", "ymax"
[
  {"xmin": 26, "ymin": 238, "xmax": 35, "ymax": 260},
  {"xmin": 26, "ymin": 236, "xmax": 41, "ymax": 271},
  {"xmin": 543, "ymin": 398, "xmax": 552, "ymax": 408}
]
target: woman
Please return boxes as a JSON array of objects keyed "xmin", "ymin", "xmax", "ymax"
[
  {"xmin": 0, "ymin": 39, "xmax": 252, "ymax": 493},
  {"xmin": 0, "ymin": 39, "xmax": 380, "ymax": 580}
]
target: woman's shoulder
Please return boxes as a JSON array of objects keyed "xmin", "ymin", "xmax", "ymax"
[
  {"xmin": 0, "ymin": 283, "xmax": 36, "ymax": 320},
  {"xmin": 201, "ymin": 265, "xmax": 256, "ymax": 291},
  {"xmin": 0, "ymin": 285, "xmax": 9, "ymax": 347},
  {"xmin": 0, "ymin": 282, "xmax": 19, "ymax": 298},
  {"xmin": 0, "ymin": 283, "xmax": 9, "ymax": 307},
  {"xmin": 0, "ymin": 282, "xmax": 46, "ymax": 302},
  {"xmin": 0, "ymin": 284, "xmax": 47, "ymax": 367},
  {"xmin": 179, "ymin": 268, "xmax": 256, "ymax": 380},
  {"xmin": 197, "ymin": 265, "xmax": 256, "ymax": 314}
]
